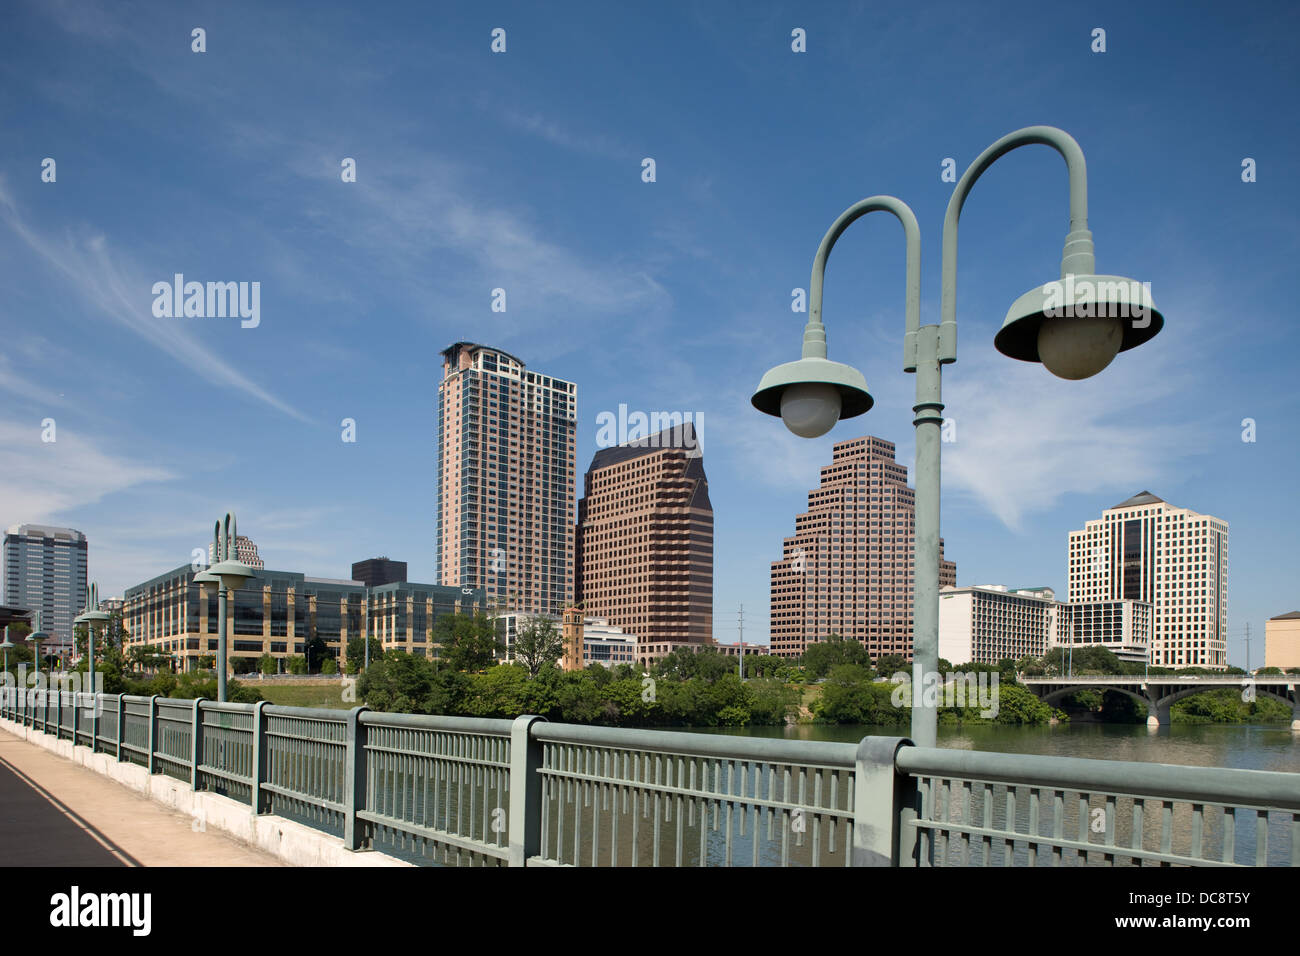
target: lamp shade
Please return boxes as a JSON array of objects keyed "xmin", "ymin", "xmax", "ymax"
[
  {"xmin": 207, "ymin": 558, "xmax": 257, "ymax": 591},
  {"xmin": 751, "ymin": 356, "xmax": 873, "ymax": 420},
  {"xmin": 995, "ymin": 274, "xmax": 1163, "ymax": 365}
]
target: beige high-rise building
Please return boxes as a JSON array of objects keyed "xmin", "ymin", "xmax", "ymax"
[
  {"xmin": 769, "ymin": 436, "xmax": 956, "ymax": 661},
  {"xmin": 436, "ymin": 343, "xmax": 577, "ymax": 615},
  {"xmin": 1067, "ymin": 491, "xmax": 1228, "ymax": 669},
  {"xmin": 575, "ymin": 422, "xmax": 713, "ymax": 665},
  {"xmin": 1264, "ymin": 611, "xmax": 1300, "ymax": 671}
]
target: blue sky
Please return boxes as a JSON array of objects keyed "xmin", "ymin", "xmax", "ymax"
[{"xmin": 1, "ymin": 0, "xmax": 1296, "ymax": 664}]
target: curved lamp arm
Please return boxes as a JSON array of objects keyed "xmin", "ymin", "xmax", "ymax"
[
  {"xmin": 804, "ymin": 195, "xmax": 921, "ymax": 371},
  {"xmin": 939, "ymin": 126, "xmax": 1095, "ymax": 364}
]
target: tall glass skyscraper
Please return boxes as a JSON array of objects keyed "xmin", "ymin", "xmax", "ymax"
[
  {"xmin": 3, "ymin": 523, "xmax": 89, "ymax": 654},
  {"xmin": 436, "ymin": 343, "xmax": 577, "ymax": 615}
]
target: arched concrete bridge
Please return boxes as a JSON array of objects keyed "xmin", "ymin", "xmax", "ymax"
[{"xmin": 1021, "ymin": 676, "xmax": 1300, "ymax": 729}]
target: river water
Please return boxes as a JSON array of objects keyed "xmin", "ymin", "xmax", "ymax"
[{"xmin": 677, "ymin": 721, "xmax": 1300, "ymax": 773}]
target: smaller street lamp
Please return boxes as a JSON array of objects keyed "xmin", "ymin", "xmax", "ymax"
[
  {"xmin": 1, "ymin": 628, "xmax": 14, "ymax": 709},
  {"xmin": 74, "ymin": 584, "xmax": 110, "ymax": 694},
  {"xmin": 28, "ymin": 629, "xmax": 45, "ymax": 723},
  {"xmin": 193, "ymin": 512, "xmax": 256, "ymax": 702}
]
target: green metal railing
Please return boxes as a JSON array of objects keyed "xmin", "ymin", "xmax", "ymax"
[{"xmin": 1, "ymin": 686, "xmax": 1298, "ymax": 867}]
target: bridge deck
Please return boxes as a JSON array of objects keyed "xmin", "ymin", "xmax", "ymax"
[{"xmin": 0, "ymin": 728, "xmax": 284, "ymax": 867}]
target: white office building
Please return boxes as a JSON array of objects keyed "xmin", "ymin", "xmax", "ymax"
[
  {"xmin": 1068, "ymin": 491, "xmax": 1227, "ymax": 669},
  {"xmin": 939, "ymin": 585, "xmax": 1067, "ymax": 665}
]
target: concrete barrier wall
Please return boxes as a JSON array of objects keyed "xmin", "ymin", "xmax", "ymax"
[{"xmin": 0, "ymin": 717, "xmax": 412, "ymax": 868}]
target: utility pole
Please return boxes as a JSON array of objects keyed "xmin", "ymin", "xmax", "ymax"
[
  {"xmin": 1244, "ymin": 622, "xmax": 1251, "ymax": 674},
  {"xmin": 738, "ymin": 604, "xmax": 745, "ymax": 681}
]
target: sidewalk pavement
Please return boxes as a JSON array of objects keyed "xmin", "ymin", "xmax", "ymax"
[{"xmin": 0, "ymin": 729, "xmax": 284, "ymax": 867}]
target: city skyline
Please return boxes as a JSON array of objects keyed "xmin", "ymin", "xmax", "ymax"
[{"xmin": 1, "ymin": 1, "xmax": 1296, "ymax": 663}]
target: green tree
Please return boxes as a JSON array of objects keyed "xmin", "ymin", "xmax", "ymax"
[
  {"xmin": 346, "ymin": 636, "xmax": 384, "ymax": 670},
  {"xmin": 321, "ymin": 657, "xmax": 338, "ymax": 675},
  {"xmin": 358, "ymin": 652, "xmax": 470, "ymax": 714},
  {"xmin": 1044, "ymin": 645, "xmax": 1122, "ymax": 676},
  {"xmin": 258, "ymin": 653, "xmax": 278, "ymax": 675},
  {"xmin": 127, "ymin": 644, "xmax": 169, "ymax": 673},
  {"xmin": 874, "ymin": 653, "xmax": 908, "ymax": 679},
  {"xmin": 802, "ymin": 635, "xmax": 873, "ymax": 680},
  {"xmin": 812, "ymin": 664, "xmax": 905, "ymax": 725},
  {"xmin": 654, "ymin": 647, "xmax": 734, "ymax": 682},
  {"xmin": 432, "ymin": 613, "xmax": 504, "ymax": 672},
  {"xmin": 287, "ymin": 655, "xmax": 308, "ymax": 675},
  {"xmin": 514, "ymin": 617, "xmax": 564, "ymax": 678},
  {"xmin": 304, "ymin": 636, "xmax": 329, "ymax": 673}
]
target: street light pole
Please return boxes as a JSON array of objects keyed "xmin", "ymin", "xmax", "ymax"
[
  {"xmin": 74, "ymin": 586, "xmax": 109, "ymax": 695},
  {"xmin": 752, "ymin": 127, "xmax": 1164, "ymax": 748},
  {"xmin": 194, "ymin": 513, "xmax": 255, "ymax": 703}
]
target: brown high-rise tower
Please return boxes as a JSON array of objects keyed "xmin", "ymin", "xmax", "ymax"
[
  {"xmin": 769, "ymin": 436, "xmax": 956, "ymax": 661},
  {"xmin": 575, "ymin": 423, "xmax": 713, "ymax": 665}
]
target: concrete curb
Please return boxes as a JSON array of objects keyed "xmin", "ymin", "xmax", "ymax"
[{"xmin": 0, "ymin": 717, "xmax": 412, "ymax": 868}]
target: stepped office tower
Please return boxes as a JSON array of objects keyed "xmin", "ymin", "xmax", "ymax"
[
  {"xmin": 769, "ymin": 437, "xmax": 956, "ymax": 660},
  {"xmin": 208, "ymin": 534, "xmax": 264, "ymax": 570},
  {"xmin": 3, "ymin": 523, "xmax": 88, "ymax": 655},
  {"xmin": 576, "ymin": 423, "xmax": 713, "ymax": 662},
  {"xmin": 436, "ymin": 343, "xmax": 577, "ymax": 615},
  {"xmin": 1067, "ymin": 491, "xmax": 1228, "ymax": 669}
]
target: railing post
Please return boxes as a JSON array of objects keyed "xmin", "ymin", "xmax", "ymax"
[
  {"xmin": 343, "ymin": 705, "xmax": 369, "ymax": 851},
  {"xmin": 116, "ymin": 694, "xmax": 126, "ymax": 761},
  {"xmin": 250, "ymin": 700, "xmax": 268, "ymax": 813},
  {"xmin": 91, "ymin": 692, "xmax": 100, "ymax": 753},
  {"xmin": 852, "ymin": 736, "xmax": 916, "ymax": 867},
  {"xmin": 508, "ymin": 714, "xmax": 547, "ymax": 867},
  {"xmin": 146, "ymin": 695, "xmax": 160, "ymax": 775},
  {"xmin": 191, "ymin": 698, "xmax": 205, "ymax": 791}
]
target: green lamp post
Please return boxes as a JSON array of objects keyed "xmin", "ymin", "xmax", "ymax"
[
  {"xmin": 1, "ymin": 627, "xmax": 14, "ymax": 710},
  {"xmin": 752, "ymin": 126, "xmax": 1163, "ymax": 747},
  {"xmin": 27, "ymin": 623, "xmax": 46, "ymax": 726},
  {"xmin": 193, "ymin": 512, "xmax": 256, "ymax": 702},
  {"xmin": 74, "ymin": 584, "xmax": 110, "ymax": 695}
]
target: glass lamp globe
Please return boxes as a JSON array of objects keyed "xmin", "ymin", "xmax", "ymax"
[
  {"xmin": 1036, "ymin": 315, "xmax": 1123, "ymax": 380},
  {"xmin": 780, "ymin": 382, "xmax": 842, "ymax": 438}
]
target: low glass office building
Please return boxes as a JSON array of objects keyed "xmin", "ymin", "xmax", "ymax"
[{"xmin": 123, "ymin": 565, "xmax": 485, "ymax": 671}]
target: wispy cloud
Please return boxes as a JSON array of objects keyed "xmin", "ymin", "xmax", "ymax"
[
  {"xmin": 943, "ymin": 342, "xmax": 1206, "ymax": 531},
  {"xmin": 499, "ymin": 108, "xmax": 629, "ymax": 161},
  {"xmin": 0, "ymin": 180, "xmax": 309, "ymax": 422},
  {"xmin": 0, "ymin": 418, "xmax": 176, "ymax": 525}
]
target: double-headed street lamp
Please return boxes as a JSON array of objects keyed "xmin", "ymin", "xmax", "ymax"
[
  {"xmin": 753, "ymin": 126, "xmax": 1164, "ymax": 747},
  {"xmin": 193, "ymin": 512, "xmax": 256, "ymax": 702},
  {"xmin": 73, "ymin": 584, "xmax": 110, "ymax": 694}
]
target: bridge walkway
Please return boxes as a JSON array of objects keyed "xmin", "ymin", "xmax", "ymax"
[{"xmin": 0, "ymin": 728, "xmax": 284, "ymax": 867}]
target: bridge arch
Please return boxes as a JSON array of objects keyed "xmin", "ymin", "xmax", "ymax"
[{"xmin": 1038, "ymin": 684, "xmax": 1149, "ymax": 710}]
